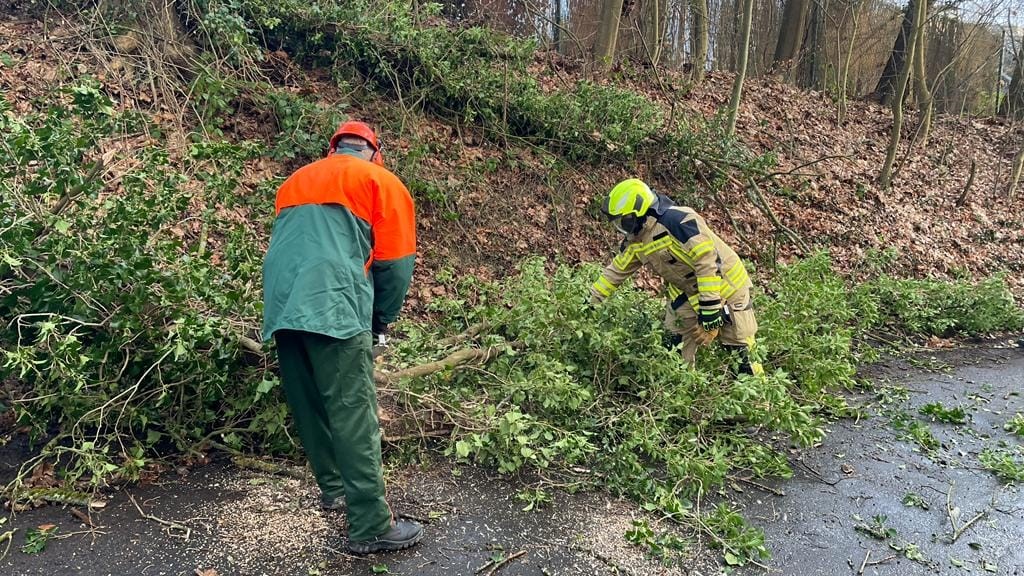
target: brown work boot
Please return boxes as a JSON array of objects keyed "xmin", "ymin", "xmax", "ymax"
[{"xmin": 348, "ymin": 519, "xmax": 424, "ymax": 554}]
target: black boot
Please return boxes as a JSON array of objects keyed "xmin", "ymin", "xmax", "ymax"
[
  {"xmin": 723, "ymin": 344, "xmax": 756, "ymax": 376},
  {"xmin": 348, "ymin": 519, "xmax": 424, "ymax": 554}
]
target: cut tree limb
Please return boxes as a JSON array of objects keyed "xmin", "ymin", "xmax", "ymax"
[
  {"xmin": 239, "ymin": 326, "xmax": 515, "ymax": 385},
  {"xmin": 437, "ymin": 322, "xmax": 490, "ymax": 347},
  {"xmin": 374, "ymin": 344, "xmax": 519, "ymax": 385}
]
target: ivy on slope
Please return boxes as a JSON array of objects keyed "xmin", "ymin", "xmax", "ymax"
[{"xmin": 1, "ymin": 82, "xmax": 288, "ymax": 483}]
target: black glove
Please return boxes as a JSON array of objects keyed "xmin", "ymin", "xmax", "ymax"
[{"xmin": 698, "ymin": 306, "xmax": 723, "ymax": 331}]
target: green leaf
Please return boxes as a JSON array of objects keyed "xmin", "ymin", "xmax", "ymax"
[
  {"xmin": 724, "ymin": 552, "xmax": 742, "ymax": 566},
  {"xmin": 0, "ymin": 52, "xmax": 13, "ymax": 67},
  {"xmin": 371, "ymin": 564, "xmax": 389, "ymax": 573},
  {"xmin": 2, "ymin": 254, "xmax": 23, "ymax": 267},
  {"xmin": 256, "ymin": 378, "xmax": 276, "ymax": 394},
  {"xmin": 455, "ymin": 440, "xmax": 471, "ymax": 459}
]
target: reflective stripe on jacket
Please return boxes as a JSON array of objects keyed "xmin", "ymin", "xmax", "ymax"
[{"xmin": 590, "ymin": 205, "xmax": 750, "ymax": 311}]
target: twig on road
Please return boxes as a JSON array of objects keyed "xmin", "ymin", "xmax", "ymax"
[
  {"xmin": 482, "ymin": 549, "xmax": 527, "ymax": 576},
  {"xmin": 857, "ymin": 550, "xmax": 870, "ymax": 574},
  {"xmin": 0, "ymin": 529, "xmax": 15, "ymax": 562},
  {"xmin": 866, "ymin": 554, "xmax": 897, "ymax": 566},
  {"xmin": 733, "ymin": 475, "xmax": 786, "ymax": 496},
  {"xmin": 946, "ymin": 482, "xmax": 987, "ymax": 543},
  {"xmin": 127, "ymin": 492, "xmax": 191, "ymax": 540}
]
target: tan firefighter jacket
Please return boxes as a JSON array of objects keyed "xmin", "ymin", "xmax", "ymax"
[{"xmin": 590, "ymin": 204, "xmax": 751, "ymax": 312}]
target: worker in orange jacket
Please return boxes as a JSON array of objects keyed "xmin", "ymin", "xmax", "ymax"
[{"xmin": 262, "ymin": 121, "xmax": 422, "ymax": 554}]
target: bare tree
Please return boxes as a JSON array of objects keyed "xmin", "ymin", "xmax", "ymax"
[
  {"xmin": 596, "ymin": 0, "xmax": 627, "ymax": 70},
  {"xmin": 836, "ymin": 0, "xmax": 863, "ymax": 123},
  {"xmin": 691, "ymin": 0, "xmax": 710, "ymax": 82},
  {"xmin": 772, "ymin": 0, "xmax": 812, "ymax": 81},
  {"xmin": 726, "ymin": 0, "xmax": 755, "ymax": 135},
  {"xmin": 644, "ymin": 0, "xmax": 666, "ymax": 65},
  {"xmin": 1001, "ymin": 41, "xmax": 1024, "ymax": 117},
  {"xmin": 879, "ymin": 0, "xmax": 925, "ymax": 188},
  {"xmin": 911, "ymin": 0, "xmax": 933, "ymax": 142},
  {"xmin": 874, "ymin": 0, "xmax": 916, "ymax": 105}
]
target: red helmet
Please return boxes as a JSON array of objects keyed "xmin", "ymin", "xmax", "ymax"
[{"xmin": 329, "ymin": 120, "xmax": 384, "ymax": 166}]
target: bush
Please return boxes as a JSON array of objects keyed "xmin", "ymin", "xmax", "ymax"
[{"xmin": 1, "ymin": 81, "xmax": 288, "ymax": 486}]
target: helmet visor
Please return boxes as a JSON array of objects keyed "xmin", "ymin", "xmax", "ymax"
[{"xmin": 613, "ymin": 214, "xmax": 639, "ymax": 235}]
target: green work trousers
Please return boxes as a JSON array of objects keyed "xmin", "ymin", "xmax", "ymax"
[{"xmin": 274, "ymin": 329, "xmax": 391, "ymax": 541}]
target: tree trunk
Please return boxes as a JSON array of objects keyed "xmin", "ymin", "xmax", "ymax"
[
  {"xmin": 690, "ymin": 0, "xmax": 709, "ymax": 82},
  {"xmin": 726, "ymin": 0, "xmax": 755, "ymax": 135},
  {"xmin": 553, "ymin": 0, "xmax": 563, "ymax": 54},
  {"xmin": 993, "ymin": 30, "xmax": 1005, "ymax": 117},
  {"xmin": 798, "ymin": 0, "xmax": 827, "ymax": 89},
  {"xmin": 1000, "ymin": 43, "xmax": 1024, "ymax": 118},
  {"xmin": 595, "ymin": 0, "xmax": 626, "ymax": 71},
  {"xmin": 911, "ymin": 0, "xmax": 933, "ymax": 144},
  {"xmin": 837, "ymin": 2, "xmax": 861, "ymax": 123},
  {"xmin": 771, "ymin": 0, "xmax": 811, "ymax": 81},
  {"xmin": 1008, "ymin": 146, "xmax": 1024, "ymax": 199},
  {"xmin": 874, "ymin": 1, "xmax": 915, "ymax": 106},
  {"xmin": 879, "ymin": 0, "xmax": 924, "ymax": 188},
  {"xmin": 645, "ymin": 0, "xmax": 663, "ymax": 65}
]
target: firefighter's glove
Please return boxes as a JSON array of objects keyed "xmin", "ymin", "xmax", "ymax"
[
  {"xmin": 698, "ymin": 306, "xmax": 724, "ymax": 332},
  {"xmin": 695, "ymin": 327, "xmax": 719, "ymax": 347}
]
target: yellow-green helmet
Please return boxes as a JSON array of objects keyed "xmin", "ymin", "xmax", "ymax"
[{"xmin": 606, "ymin": 179, "xmax": 655, "ymax": 218}]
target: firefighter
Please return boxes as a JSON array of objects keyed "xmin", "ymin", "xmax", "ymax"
[
  {"xmin": 262, "ymin": 121, "xmax": 423, "ymax": 554},
  {"xmin": 589, "ymin": 178, "xmax": 763, "ymax": 375}
]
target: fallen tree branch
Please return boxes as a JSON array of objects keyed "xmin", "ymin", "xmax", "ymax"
[
  {"xmin": 0, "ymin": 529, "xmax": 14, "ymax": 562},
  {"xmin": 47, "ymin": 160, "xmax": 105, "ymax": 222},
  {"xmin": 437, "ymin": 321, "xmax": 491, "ymax": 348},
  {"xmin": 383, "ymin": 428, "xmax": 453, "ymax": 443},
  {"xmin": 374, "ymin": 344, "xmax": 519, "ymax": 385},
  {"xmin": 231, "ymin": 455, "xmax": 309, "ymax": 480},
  {"xmin": 238, "ymin": 333, "xmax": 263, "ymax": 355},
  {"xmin": 696, "ymin": 161, "xmax": 809, "ymax": 254},
  {"xmin": 747, "ymin": 178, "xmax": 810, "ymax": 254},
  {"xmin": 733, "ymin": 475, "xmax": 785, "ymax": 496},
  {"xmin": 127, "ymin": 492, "xmax": 191, "ymax": 540},
  {"xmin": 766, "ymin": 154, "xmax": 853, "ymax": 179},
  {"xmin": 857, "ymin": 550, "xmax": 870, "ymax": 575}
]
